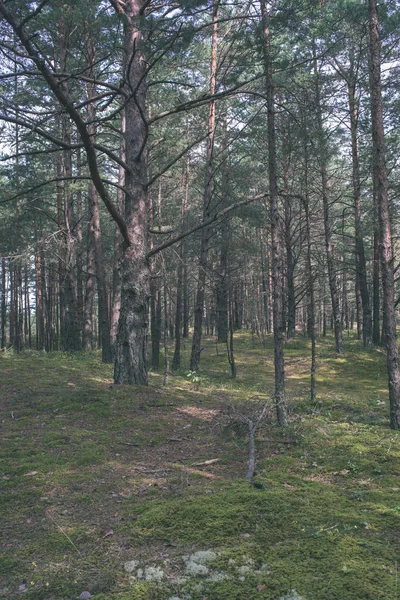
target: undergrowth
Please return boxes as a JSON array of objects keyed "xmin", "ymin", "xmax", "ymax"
[{"xmin": 1, "ymin": 333, "xmax": 399, "ymax": 599}]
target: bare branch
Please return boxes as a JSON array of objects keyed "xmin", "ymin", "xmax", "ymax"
[
  {"xmin": 147, "ymin": 192, "xmax": 269, "ymax": 259},
  {"xmin": 0, "ymin": 176, "xmax": 127, "ymax": 204},
  {"xmin": 146, "ymin": 133, "xmax": 209, "ymax": 189},
  {"xmin": 149, "ymin": 74, "xmax": 264, "ymax": 124}
]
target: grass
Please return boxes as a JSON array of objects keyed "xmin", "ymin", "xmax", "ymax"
[{"xmin": 0, "ymin": 333, "xmax": 399, "ymax": 599}]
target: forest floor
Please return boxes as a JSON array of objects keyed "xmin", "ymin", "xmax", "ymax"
[{"xmin": 1, "ymin": 333, "xmax": 400, "ymax": 600}]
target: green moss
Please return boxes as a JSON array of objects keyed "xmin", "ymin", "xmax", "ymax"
[{"xmin": 1, "ymin": 333, "xmax": 400, "ymax": 600}]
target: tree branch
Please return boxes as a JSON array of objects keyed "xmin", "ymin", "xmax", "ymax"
[
  {"xmin": 0, "ymin": 1, "xmax": 131, "ymax": 247},
  {"xmin": 145, "ymin": 133, "xmax": 209, "ymax": 189},
  {"xmin": 147, "ymin": 192, "xmax": 269, "ymax": 259}
]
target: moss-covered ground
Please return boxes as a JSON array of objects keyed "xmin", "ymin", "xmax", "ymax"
[{"xmin": 1, "ymin": 333, "xmax": 399, "ymax": 599}]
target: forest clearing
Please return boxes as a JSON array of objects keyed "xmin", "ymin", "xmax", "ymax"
[{"xmin": 1, "ymin": 333, "xmax": 400, "ymax": 600}]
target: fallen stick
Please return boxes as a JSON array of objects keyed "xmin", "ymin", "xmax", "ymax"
[
  {"xmin": 245, "ymin": 421, "xmax": 256, "ymax": 482},
  {"xmin": 192, "ymin": 458, "xmax": 220, "ymax": 467},
  {"xmin": 245, "ymin": 397, "xmax": 273, "ymax": 482},
  {"xmin": 120, "ymin": 442, "xmax": 140, "ymax": 446},
  {"xmin": 146, "ymin": 403, "xmax": 177, "ymax": 408}
]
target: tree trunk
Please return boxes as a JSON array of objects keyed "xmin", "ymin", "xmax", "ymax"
[
  {"xmin": 82, "ymin": 184, "xmax": 96, "ymax": 351},
  {"xmin": 163, "ymin": 277, "xmax": 169, "ymax": 386},
  {"xmin": 36, "ymin": 252, "xmax": 45, "ymax": 350},
  {"xmin": 347, "ymin": 64, "xmax": 372, "ymax": 347},
  {"xmin": 368, "ymin": 0, "xmax": 400, "ymax": 429},
  {"xmin": 313, "ymin": 45, "xmax": 342, "ymax": 354},
  {"xmin": 372, "ymin": 186, "xmax": 381, "ymax": 345},
  {"xmin": 58, "ymin": 18, "xmax": 80, "ymax": 352},
  {"xmin": 76, "ymin": 147, "xmax": 84, "ymax": 346},
  {"xmin": 114, "ymin": 0, "xmax": 149, "ymax": 385},
  {"xmin": 85, "ymin": 36, "xmax": 112, "ymax": 363},
  {"xmin": 24, "ymin": 267, "xmax": 31, "ymax": 349},
  {"xmin": 282, "ymin": 131, "xmax": 295, "ymax": 339},
  {"xmin": 190, "ymin": 0, "xmax": 219, "ymax": 372},
  {"xmin": 261, "ymin": 0, "xmax": 287, "ymax": 426},
  {"xmin": 1, "ymin": 258, "xmax": 6, "ymax": 349},
  {"xmin": 90, "ymin": 184, "xmax": 112, "ymax": 362},
  {"xmin": 302, "ymin": 138, "xmax": 316, "ymax": 402},
  {"xmin": 215, "ymin": 112, "xmax": 230, "ymax": 344}
]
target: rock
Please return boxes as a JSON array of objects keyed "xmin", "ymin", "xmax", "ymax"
[
  {"xmin": 79, "ymin": 592, "xmax": 92, "ymax": 599},
  {"xmin": 279, "ymin": 590, "xmax": 304, "ymax": 600}
]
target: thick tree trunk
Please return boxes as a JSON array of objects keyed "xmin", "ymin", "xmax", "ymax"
[
  {"xmin": 261, "ymin": 0, "xmax": 287, "ymax": 426},
  {"xmin": 114, "ymin": 247, "xmax": 149, "ymax": 384},
  {"xmin": 368, "ymin": 0, "xmax": 400, "ymax": 429},
  {"xmin": 114, "ymin": 0, "xmax": 149, "ymax": 385}
]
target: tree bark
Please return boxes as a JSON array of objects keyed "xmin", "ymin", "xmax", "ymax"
[
  {"xmin": 302, "ymin": 119, "xmax": 316, "ymax": 402},
  {"xmin": 261, "ymin": 0, "xmax": 288, "ymax": 426},
  {"xmin": 372, "ymin": 186, "xmax": 381, "ymax": 345},
  {"xmin": 111, "ymin": 114, "xmax": 126, "ymax": 353},
  {"xmin": 281, "ymin": 124, "xmax": 296, "ymax": 340},
  {"xmin": 172, "ymin": 157, "xmax": 188, "ymax": 370},
  {"xmin": 114, "ymin": 0, "xmax": 149, "ymax": 385},
  {"xmin": 82, "ymin": 184, "xmax": 96, "ymax": 351},
  {"xmin": 368, "ymin": 0, "xmax": 400, "ymax": 429},
  {"xmin": 1, "ymin": 258, "xmax": 6, "ymax": 349},
  {"xmin": 215, "ymin": 112, "xmax": 230, "ymax": 344},
  {"xmin": 36, "ymin": 252, "xmax": 45, "ymax": 350}
]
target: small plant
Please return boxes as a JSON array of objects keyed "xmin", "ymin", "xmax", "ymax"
[
  {"xmin": 186, "ymin": 370, "xmax": 208, "ymax": 389},
  {"xmin": 347, "ymin": 460, "xmax": 360, "ymax": 474}
]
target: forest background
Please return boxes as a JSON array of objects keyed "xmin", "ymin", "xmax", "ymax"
[{"xmin": 0, "ymin": 0, "xmax": 399, "ymax": 425}]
